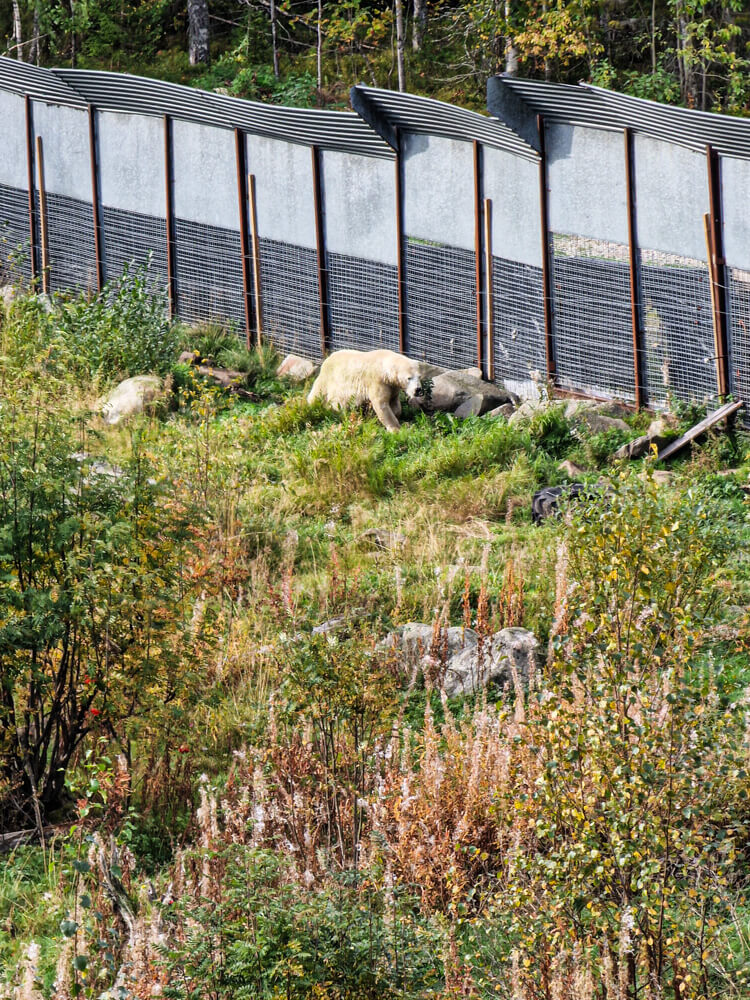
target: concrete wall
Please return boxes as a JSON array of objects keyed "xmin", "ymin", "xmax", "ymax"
[
  {"xmin": 31, "ymin": 101, "xmax": 92, "ymax": 203},
  {"xmin": 172, "ymin": 119, "xmax": 238, "ymax": 230},
  {"xmin": 546, "ymin": 123, "xmax": 628, "ymax": 244},
  {"xmin": 0, "ymin": 90, "xmax": 28, "ymax": 190},
  {"xmin": 633, "ymin": 134, "xmax": 708, "ymax": 260},
  {"xmin": 97, "ymin": 110, "xmax": 165, "ymax": 217},
  {"xmin": 482, "ymin": 145, "xmax": 542, "ymax": 267},
  {"xmin": 246, "ymin": 135, "xmax": 316, "ymax": 249},
  {"xmin": 720, "ymin": 155, "xmax": 750, "ymax": 270},
  {"xmin": 321, "ymin": 149, "xmax": 397, "ymax": 265},
  {"xmin": 402, "ymin": 132, "xmax": 474, "ymax": 250}
]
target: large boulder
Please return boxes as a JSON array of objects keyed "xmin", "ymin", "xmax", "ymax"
[
  {"xmin": 427, "ymin": 369, "xmax": 515, "ymax": 414},
  {"xmin": 383, "ymin": 622, "xmax": 539, "ymax": 696},
  {"xmin": 100, "ymin": 375, "xmax": 163, "ymax": 425}
]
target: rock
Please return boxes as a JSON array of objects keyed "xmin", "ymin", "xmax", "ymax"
[
  {"xmin": 382, "ymin": 622, "xmax": 539, "ymax": 696},
  {"xmin": 100, "ymin": 375, "xmax": 163, "ymax": 425},
  {"xmin": 454, "ymin": 394, "xmax": 498, "ymax": 418},
  {"xmin": 359, "ymin": 528, "xmax": 406, "ymax": 551},
  {"xmin": 558, "ymin": 459, "xmax": 586, "ymax": 478},
  {"xmin": 508, "ymin": 398, "xmax": 547, "ymax": 425},
  {"xmin": 71, "ymin": 451, "xmax": 124, "ymax": 480},
  {"xmin": 650, "ymin": 470, "xmax": 673, "ymax": 486},
  {"xmin": 564, "ymin": 399, "xmax": 631, "ymax": 420},
  {"xmin": 428, "ymin": 370, "xmax": 515, "ymax": 414},
  {"xmin": 311, "ymin": 608, "xmax": 366, "ymax": 635},
  {"xmin": 0, "ymin": 285, "xmax": 17, "ymax": 307},
  {"xmin": 178, "ymin": 350, "xmax": 200, "ymax": 366},
  {"xmin": 278, "ymin": 354, "xmax": 318, "ymax": 381},
  {"xmin": 614, "ymin": 415, "xmax": 676, "ymax": 460},
  {"xmin": 573, "ymin": 410, "xmax": 629, "ymax": 435},
  {"xmin": 484, "ymin": 403, "xmax": 515, "ymax": 420}
]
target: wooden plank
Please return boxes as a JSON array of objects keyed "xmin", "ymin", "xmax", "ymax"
[
  {"xmin": 703, "ymin": 213, "xmax": 725, "ymax": 399},
  {"xmin": 234, "ymin": 128, "xmax": 254, "ymax": 348},
  {"xmin": 657, "ymin": 400, "xmax": 743, "ymax": 462}
]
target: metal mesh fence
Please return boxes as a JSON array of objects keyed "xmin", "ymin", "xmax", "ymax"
[
  {"xmin": 727, "ymin": 267, "xmax": 750, "ymax": 418},
  {"xmin": 491, "ymin": 257, "xmax": 546, "ymax": 385},
  {"xmin": 101, "ymin": 204, "xmax": 169, "ymax": 292},
  {"xmin": 638, "ymin": 249, "xmax": 717, "ymax": 408},
  {"xmin": 258, "ymin": 237, "xmax": 321, "ymax": 359},
  {"xmin": 44, "ymin": 191, "xmax": 98, "ymax": 294},
  {"xmin": 404, "ymin": 239, "xmax": 476, "ymax": 369},
  {"xmin": 0, "ymin": 183, "xmax": 32, "ymax": 282},
  {"xmin": 327, "ymin": 252, "xmax": 400, "ymax": 353},
  {"xmin": 551, "ymin": 234, "xmax": 635, "ymax": 402},
  {"xmin": 174, "ymin": 217, "xmax": 245, "ymax": 331}
]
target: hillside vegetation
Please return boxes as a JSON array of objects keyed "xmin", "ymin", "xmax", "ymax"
[{"xmin": 0, "ymin": 273, "xmax": 749, "ymax": 997}]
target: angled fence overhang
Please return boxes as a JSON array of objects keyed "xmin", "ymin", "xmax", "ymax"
[
  {"xmin": 350, "ymin": 84, "xmax": 539, "ymax": 160},
  {"xmin": 488, "ymin": 74, "xmax": 750, "ymax": 160},
  {"xmin": 0, "ymin": 55, "xmax": 87, "ymax": 108}
]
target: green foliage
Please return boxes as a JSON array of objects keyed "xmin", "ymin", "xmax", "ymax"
[
  {"xmin": 160, "ymin": 849, "xmax": 441, "ymax": 1000},
  {"xmin": 56, "ymin": 261, "xmax": 179, "ymax": 381}
]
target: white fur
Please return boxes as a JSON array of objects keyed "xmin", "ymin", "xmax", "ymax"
[{"xmin": 307, "ymin": 349, "xmax": 422, "ymax": 432}]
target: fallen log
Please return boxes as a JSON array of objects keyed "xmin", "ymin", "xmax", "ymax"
[
  {"xmin": 0, "ymin": 823, "xmax": 72, "ymax": 853},
  {"xmin": 657, "ymin": 400, "xmax": 744, "ymax": 462}
]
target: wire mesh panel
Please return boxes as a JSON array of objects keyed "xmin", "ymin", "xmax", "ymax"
[
  {"xmin": 404, "ymin": 239, "xmax": 476, "ymax": 369},
  {"xmin": 101, "ymin": 204, "xmax": 168, "ymax": 292},
  {"xmin": 492, "ymin": 257, "xmax": 546, "ymax": 384},
  {"xmin": 174, "ymin": 218, "xmax": 245, "ymax": 330},
  {"xmin": 43, "ymin": 191, "xmax": 97, "ymax": 294},
  {"xmin": 258, "ymin": 237, "xmax": 321, "ymax": 359},
  {"xmin": 0, "ymin": 183, "xmax": 32, "ymax": 282},
  {"xmin": 638, "ymin": 250, "xmax": 717, "ymax": 408},
  {"xmin": 550, "ymin": 234, "xmax": 635, "ymax": 402},
  {"xmin": 327, "ymin": 252, "xmax": 399, "ymax": 353},
  {"xmin": 727, "ymin": 268, "xmax": 750, "ymax": 417}
]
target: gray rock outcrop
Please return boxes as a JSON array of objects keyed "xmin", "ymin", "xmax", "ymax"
[
  {"xmin": 100, "ymin": 375, "xmax": 163, "ymax": 425},
  {"xmin": 426, "ymin": 369, "xmax": 516, "ymax": 414}
]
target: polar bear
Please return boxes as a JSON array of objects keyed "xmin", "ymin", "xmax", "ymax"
[{"xmin": 307, "ymin": 349, "xmax": 423, "ymax": 432}]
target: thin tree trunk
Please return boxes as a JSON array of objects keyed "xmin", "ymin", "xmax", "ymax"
[
  {"xmin": 394, "ymin": 0, "xmax": 406, "ymax": 91},
  {"xmin": 504, "ymin": 0, "xmax": 518, "ymax": 74},
  {"xmin": 69, "ymin": 0, "xmax": 77, "ymax": 67},
  {"xmin": 651, "ymin": 0, "xmax": 656, "ymax": 74},
  {"xmin": 270, "ymin": 0, "xmax": 279, "ymax": 79},
  {"xmin": 12, "ymin": 0, "xmax": 23, "ymax": 60},
  {"xmin": 29, "ymin": 3, "xmax": 41, "ymax": 65},
  {"xmin": 412, "ymin": 0, "xmax": 426, "ymax": 52},
  {"xmin": 188, "ymin": 0, "xmax": 210, "ymax": 66},
  {"xmin": 317, "ymin": 0, "xmax": 323, "ymax": 92}
]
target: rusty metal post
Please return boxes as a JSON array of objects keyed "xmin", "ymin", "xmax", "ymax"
[
  {"xmin": 234, "ymin": 128, "xmax": 254, "ymax": 347},
  {"xmin": 163, "ymin": 114, "xmax": 176, "ymax": 319},
  {"xmin": 311, "ymin": 144, "xmax": 330, "ymax": 357},
  {"xmin": 35, "ymin": 135, "xmax": 49, "ymax": 293},
  {"xmin": 537, "ymin": 114, "xmax": 555, "ymax": 383},
  {"xmin": 484, "ymin": 197, "xmax": 495, "ymax": 382},
  {"xmin": 24, "ymin": 96, "xmax": 37, "ymax": 284},
  {"xmin": 247, "ymin": 173, "xmax": 264, "ymax": 346},
  {"xmin": 394, "ymin": 130, "xmax": 407, "ymax": 355},
  {"xmin": 624, "ymin": 128, "xmax": 644, "ymax": 410},
  {"xmin": 88, "ymin": 105, "xmax": 104, "ymax": 292},
  {"xmin": 706, "ymin": 144, "xmax": 729, "ymax": 399},
  {"xmin": 473, "ymin": 139, "xmax": 484, "ymax": 375}
]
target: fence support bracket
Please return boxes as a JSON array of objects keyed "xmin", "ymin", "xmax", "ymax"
[
  {"xmin": 473, "ymin": 139, "xmax": 484, "ymax": 375},
  {"xmin": 88, "ymin": 105, "xmax": 104, "ymax": 292},
  {"xmin": 234, "ymin": 128, "xmax": 255, "ymax": 347},
  {"xmin": 311, "ymin": 144, "xmax": 330, "ymax": 358},
  {"xmin": 537, "ymin": 114, "xmax": 555, "ymax": 384},
  {"xmin": 706, "ymin": 144, "xmax": 729, "ymax": 399},
  {"xmin": 24, "ymin": 96, "xmax": 37, "ymax": 284},
  {"xmin": 624, "ymin": 128, "xmax": 645, "ymax": 410},
  {"xmin": 163, "ymin": 114, "xmax": 176, "ymax": 319}
]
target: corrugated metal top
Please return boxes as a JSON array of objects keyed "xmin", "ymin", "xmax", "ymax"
[
  {"xmin": 0, "ymin": 55, "xmax": 87, "ymax": 108},
  {"xmin": 51, "ymin": 68, "xmax": 395, "ymax": 158},
  {"xmin": 493, "ymin": 75, "xmax": 750, "ymax": 159},
  {"xmin": 352, "ymin": 85, "xmax": 539, "ymax": 160}
]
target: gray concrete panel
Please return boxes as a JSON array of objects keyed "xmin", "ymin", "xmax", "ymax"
[
  {"xmin": 720, "ymin": 155, "xmax": 750, "ymax": 270},
  {"xmin": 31, "ymin": 100, "xmax": 91, "ymax": 203},
  {"xmin": 0, "ymin": 89, "xmax": 28, "ymax": 189},
  {"xmin": 171, "ymin": 119, "xmax": 237, "ymax": 229},
  {"xmin": 633, "ymin": 134, "xmax": 708, "ymax": 260},
  {"xmin": 320, "ymin": 149, "xmax": 397, "ymax": 265},
  {"xmin": 546, "ymin": 123, "xmax": 628, "ymax": 244},
  {"xmin": 246, "ymin": 135, "xmax": 316, "ymax": 250},
  {"xmin": 402, "ymin": 132, "xmax": 474, "ymax": 250},
  {"xmin": 97, "ymin": 110, "xmax": 165, "ymax": 217},
  {"xmin": 482, "ymin": 145, "xmax": 541, "ymax": 267}
]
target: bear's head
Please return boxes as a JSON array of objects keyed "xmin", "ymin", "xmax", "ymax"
[{"xmin": 404, "ymin": 373, "xmax": 423, "ymax": 399}]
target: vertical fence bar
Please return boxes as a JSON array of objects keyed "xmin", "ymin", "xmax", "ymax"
[
  {"xmin": 35, "ymin": 135, "xmax": 49, "ymax": 293},
  {"xmin": 473, "ymin": 140, "xmax": 484, "ymax": 374},
  {"xmin": 163, "ymin": 114, "xmax": 176, "ymax": 319},
  {"xmin": 703, "ymin": 214, "xmax": 726, "ymax": 401},
  {"xmin": 624, "ymin": 128, "xmax": 644, "ymax": 410},
  {"xmin": 706, "ymin": 145, "xmax": 729, "ymax": 399},
  {"xmin": 24, "ymin": 96, "xmax": 37, "ymax": 284},
  {"xmin": 537, "ymin": 114, "xmax": 555, "ymax": 383},
  {"xmin": 311, "ymin": 144, "xmax": 330, "ymax": 357},
  {"xmin": 234, "ymin": 128, "xmax": 254, "ymax": 347},
  {"xmin": 88, "ymin": 105, "xmax": 104, "ymax": 292},
  {"xmin": 247, "ymin": 173, "xmax": 264, "ymax": 346},
  {"xmin": 483, "ymin": 197, "xmax": 494, "ymax": 382},
  {"xmin": 394, "ymin": 129, "xmax": 406, "ymax": 355}
]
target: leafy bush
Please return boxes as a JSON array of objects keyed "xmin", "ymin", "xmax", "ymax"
[{"xmin": 56, "ymin": 261, "xmax": 179, "ymax": 380}]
